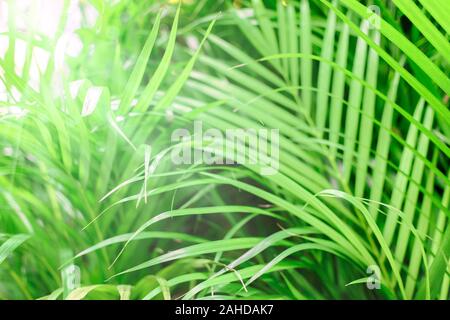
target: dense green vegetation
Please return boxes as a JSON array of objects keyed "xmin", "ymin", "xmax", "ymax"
[{"xmin": 0, "ymin": 0, "xmax": 449, "ymax": 300}]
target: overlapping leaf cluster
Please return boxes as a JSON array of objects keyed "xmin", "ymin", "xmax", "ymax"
[{"xmin": 0, "ymin": 0, "xmax": 448, "ymax": 300}]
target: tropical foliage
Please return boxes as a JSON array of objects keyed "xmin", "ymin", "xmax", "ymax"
[{"xmin": 0, "ymin": 0, "xmax": 448, "ymax": 300}]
